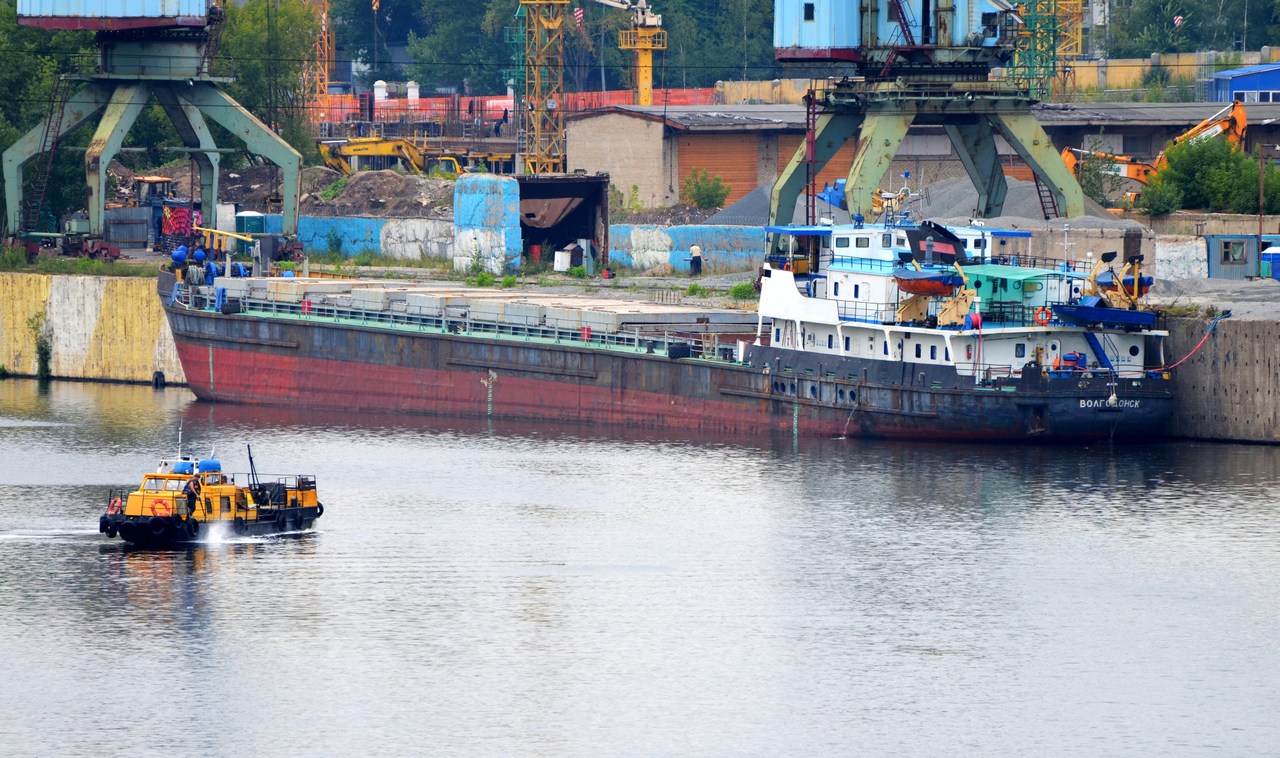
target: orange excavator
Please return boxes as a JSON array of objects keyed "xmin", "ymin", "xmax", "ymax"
[{"xmin": 1061, "ymin": 100, "xmax": 1247, "ymax": 198}]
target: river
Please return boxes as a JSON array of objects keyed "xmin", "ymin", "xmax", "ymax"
[{"xmin": 1, "ymin": 379, "xmax": 1277, "ymax": 756}]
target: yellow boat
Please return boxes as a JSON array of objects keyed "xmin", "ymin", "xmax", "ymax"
[{"xmin": 99, "ymin": 447, "xmax": 323, "ymax": 547}]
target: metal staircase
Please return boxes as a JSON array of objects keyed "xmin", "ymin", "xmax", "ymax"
[
  {"xmin": 22, "ymin": 75, "xmax": 74, "ymax": 233},
  {"xmin": 1034, "ymin": 174, "xmax": 1060, "ymax": 220}
]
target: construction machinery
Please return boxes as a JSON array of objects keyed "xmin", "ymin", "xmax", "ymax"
[
  {"xmin": 1061, "ymin": 100, "xmax": 1247, "ymax": 200},
  {"xmin": 589, "ymin": 0, "xmax": 666, "ymax": 106},
  {"xmin": 318, "ymin": 138, "xmax": 466, "ymax": 176}
]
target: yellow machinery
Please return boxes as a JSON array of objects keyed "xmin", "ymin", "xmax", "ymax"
[
  {"xmin": 590, "ymin": 0, "xmax": 665, "ymax": 107},
  {"xmin": 1062, "ymin": 101, "xmax": 1247, "ymax": 195},
  {"xmin": 317, "ymin": 138, "xmax": 470, "ymax": 176}
]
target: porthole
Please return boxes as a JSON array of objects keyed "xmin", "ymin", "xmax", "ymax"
[{"xmin": 1129, "ymin": 345, "xmax": 1140, "ymax": 357}]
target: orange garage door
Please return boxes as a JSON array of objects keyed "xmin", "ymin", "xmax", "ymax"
[{"xmin": 677, "ymin": 134, "xmax": 759, "ymax": 205}]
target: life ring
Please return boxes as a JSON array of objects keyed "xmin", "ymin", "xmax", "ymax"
[
  {"xmin": 1034, "ymin": 307, "xmax": 1052, "ymax": 326},
  {"xmin": 149, "ymin": 499, "xmax": 172, "ymax": 517},
  {"xmin": 783, "ymin": 261, "xmax": 792, "ymax": 271},
  {"xmin": 107, "ymin": 497, "xmax": 122, "ymax": 515}
]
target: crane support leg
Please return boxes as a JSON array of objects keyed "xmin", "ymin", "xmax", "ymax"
[
  {"xmin": 990, "ymin": 112, "xmax": 1084, "ymax": 218},
  {"xmin": 2, "ymin": 82, "xmax": 112, "ymax": 234},
  {"xmin": 944, "ymin": 120, "xmax": 1008, "ymax": 218},
  {"xmin": 182, "ymin": 84, "xmax": 302, "ymax": 236},
  {"xmin": 86, "ymin": 83, "xmax": 151, "ymax": 237},
  {"xmin": 155, "ymin": 86, "xmax": 220, "ymax": 227},
  {"xmin": 769, "ymin": 112, "xmax": 863, "ymax": 237},
  {"xmin": 844, "ymin": 112, "xmax": 913, "ymax": 216}
]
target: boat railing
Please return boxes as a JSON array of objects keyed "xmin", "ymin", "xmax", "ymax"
[
  {"xmin": 190, "ymin": 290, "xmax": 751, "ymax": 364},
  {"xmin": 835, "ymin": 300, "xmax": 898, "ymax": 324}
]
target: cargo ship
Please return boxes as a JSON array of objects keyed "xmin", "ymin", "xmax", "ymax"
[{"xmin": 160, "ymin": 220, "xmax": 1173, "ymax": 441}]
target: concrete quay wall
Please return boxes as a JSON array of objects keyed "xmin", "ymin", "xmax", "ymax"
[
  {"xmin": 0, "ymin": 274, "xmax": 185, "ymax": 385},
  {"xmin": 1167, "ymin": 317, "xmax": 1280, "ymax": 443}
]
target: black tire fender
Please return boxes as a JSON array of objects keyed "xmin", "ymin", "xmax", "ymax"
[
  {"xmin": 118, "ymin": 520, "xmax": 138, "ymax": 542},
  {"xmin": 233, "ymin": 516, "xmax": 245, "ymax": 535},
  {"xmin": 99, "ymin": 515, "xmax": 109, "ymax": 534},
  {"xmin": 186, "ymin": 519, "xmax": 199, "ymax": 538},
  {"xmin": 148, "ymin": 516, "xmax": 167, "ymax": 536},
  {"xmin": 316, "ymin": 502, "xmax": 324, "ymax": 518}
]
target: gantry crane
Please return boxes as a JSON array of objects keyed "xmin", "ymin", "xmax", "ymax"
[{"xmin": 589, "ymin": 0, "xmax": 666, "ymax": 106}]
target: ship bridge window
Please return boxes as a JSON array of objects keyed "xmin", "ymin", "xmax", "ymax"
[
  {"xmin": 844, "ymin": 336, "xmax": 850, "ymax": 351},
  {"xmin": 828, "ymin": 334, "xmax": 834, "ymax": 349},
  {"xmin": 1016, "ymin": 343, "xmax": 1026, "ymax": 358},
  {"xmin": 143, "ymin": 477, "xmax": 165, "ymax": 491},
  {"xmin": 833, "ymin": 282, "xmax": 840, "ymax": 297},
  {"xmin": 165, "ymin": 479, "xmax": 183, "ymax": 491},
  {"xmin": 882, "ymin": 233, "xmax": 892, "ymax": 247},
  {"xmin": 915, "ymin": 344, "xmax": 922, "ymax": 358},
  {"xmin": 855, "ymin": 237, "xmax": 870, "ymax": 248},
  {"xmin": 836, "ymin": 237, "xmax": 850, "ymax": 248},
  {"xmin": 930, "ymin": 345, "xmax": 937, "ymax": 360}
]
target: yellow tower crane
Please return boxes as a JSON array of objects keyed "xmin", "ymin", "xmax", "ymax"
[{"xmin": 589, "ymin": 0, "xmax": 666, "ymax": 107}]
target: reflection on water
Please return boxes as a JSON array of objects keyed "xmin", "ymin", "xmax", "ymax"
[{"xmin": 2, "ymin": 378, "xmax": 1279, "ymax": 755}]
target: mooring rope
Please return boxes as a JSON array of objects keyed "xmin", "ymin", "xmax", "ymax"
[{"xmin": 1166, "ymin": 311, "xmax": 1232, "ymax": 370}]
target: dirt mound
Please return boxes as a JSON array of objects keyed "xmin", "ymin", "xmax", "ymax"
[
  {"xmin": 301, "ymin": 170, "xmax": 454, "ymax": 219},
  {"xmin": 301, "ymin": 166, "xmax": 343, "ymax": 196},
  {"xmin": 614, "ymin": 203, "xmax": 717, "ymax": 225}
]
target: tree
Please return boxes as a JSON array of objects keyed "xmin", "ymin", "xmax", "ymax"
[
  {"xmin": 681, "ymin": 168, "xmax": 730, "ymax": 209},
  {"xmin": 1156, "ymin": 136, "xmax": 1252, "ymax": 211},
  {"xmin": 214, "ymin": 0, "xmax": 320, "ymax": 162}
]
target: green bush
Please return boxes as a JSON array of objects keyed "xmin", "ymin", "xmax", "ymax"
[
  {"xmin": 475, "ymin": 271, "xmax": 495, "ymax": 287},
  {"xmin": 0, "ymin": 246, "xmax": 28, "ymax": 270},
  {"xmin": 686, "ymin": 283, "xmax": 709, "ymax": 297},
  {"xmin": 1137, "ymin": 180, "xmax": 1181, "ymax": 215},
  {"xmin": 729, "ymin": 282, "xmax": 758, "ymax": 300},
  {"xmin": 500, "ymin": 275, "xmax": 516, "ymax": 288},
  {"xmin": 318, "ymin": 176, "xmax": 350, "ymax": 202},
  {"xmin": 568, "ymin": 266, "xmax": 587, "ymax": 279},
  {"xmin": 350, "ymin": 250, "xmax": 376, "ymax": 267},
  {"xmin": 680, "ymin": 168, "xmax": 731, "ymax": 210}
]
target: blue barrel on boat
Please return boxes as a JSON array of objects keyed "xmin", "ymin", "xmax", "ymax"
[
  {"xmin": 198, "ymin": 459, "xmax": 221, "ymax": 473},
  {"xmin": 173, "ymin": 461, "xmax": 195, "ymax": 475}
]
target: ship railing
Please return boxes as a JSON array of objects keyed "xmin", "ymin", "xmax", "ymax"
[
  {"xmin": 226, "ymin": 296, "xmax": 749, "ymax": 363},
  {"xmin": 835, "ymin": 300, "xmax": 898, "ymax": 324}
]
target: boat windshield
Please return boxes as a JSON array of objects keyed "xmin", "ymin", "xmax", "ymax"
[{"xmin": 141, "ymin": 477, "xmax": 184, "ymax": 491}]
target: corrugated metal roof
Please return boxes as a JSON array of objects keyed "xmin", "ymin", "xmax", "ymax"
[
  {"xmin": 1212, "ymin": 64, "xmax": 1280, "ymax": 79},
  {"xmin": 571, "ymin": 102, "xmax": 1280, "ymax": 130}
]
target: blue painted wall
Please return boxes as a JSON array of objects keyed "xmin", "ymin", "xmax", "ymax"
[
  {"xmin": 609, "ymin": 225, "xmax": 764, "ymax": 272},
  {"xmin": 454, "ymin": 175, "xmax": 522, "ymax": 272},
  {"xmin": 243, "ymin": 214, "xmax": 386, "ymax": 255}
]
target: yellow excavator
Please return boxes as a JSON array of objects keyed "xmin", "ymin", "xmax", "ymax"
[
  {"xmin": 318, "ymin": 138, "xmax": 464, "ymax": 177},
  {"xmin": 1062, "ymin": 101, "xmax": 1247, "ymax": 201}
]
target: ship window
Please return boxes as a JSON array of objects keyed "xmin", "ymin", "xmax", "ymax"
[
  {"xmin": 973, "ymin": 280, "xmax": 983, "ymax": 289},
  {"xmin": 1130, "ymin": 345, "xmax": 1140, "ymax": 357},
  {"xmin": 833, "ymin": 282, "xmax": 840, "ymax": 296},
  {"xmin": 143, "ymin": 477, "xmax": 164, "ymax": 491},
  {"xmin": 854, "ymin": 284, "xmax": 861, "ymax": 299},
  {"xmin": 973, "ymin": 239, "xmax": 986, "ymax": 250},
  {"xmin": 844, "ymin": 336, "xmax": 850, "ymax": 351},
  {"xmin": 809, "ymin": 385, "xmax": 817, "ymax": 398},
  {"xmin": 945, "ymin": 347, "xmax": 951, "ymax": 361},
  {"xmin": 1016, "ymin": 343, "xmax": 1026, "ymax": 358},
  {"xmin": 883, "ymin": 340, "xmax": 889, "ymax": 355},
  {"xmin": 836, "ymin": 237, "xmax": 850, "ymax": 248},
  {"xmin": 882, "ymin": 233, "xmax": 892, "ymax": 247},
  {"xmin": 855, "ymin": 237, "xmax": 870, "ymax": 248},
  {"xmin": 774, "ymin": 327, "xmax": 781, "ymax": 342},
  {"xmin": 930, "ymin": 345, "xmax": 938, "ymax": 360},
  {"xmin": 165, "ymin": 479, "xmax": 183, "ymax": 491},
  {"xmin": 220, "ymin": 495, "xmax": 231, "ymax": 512},
  {"xmin": 827, "ymin": 334, "xmax": 834, "ymax": 348},
  {"xmin": 839, "ymin": 389, "xmax": 845, "ymax": 401},
  {"xmin": 803, "ymin": 1, "xmax": 815, "ymax": 21},
  {"xmin": 915, "ymin": 344, "xmax": 922, "ymax": 358},
  {"xmin": 896, "ymin": 237, "xmax": 906, "ymax": 247}
]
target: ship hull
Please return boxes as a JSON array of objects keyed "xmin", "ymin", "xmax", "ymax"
[{"xmin": 165, "ymin": 305, "xmax": 1173, "ymax": 443}]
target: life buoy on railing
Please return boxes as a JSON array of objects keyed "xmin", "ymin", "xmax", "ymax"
[
  {"xmin": 107, "ymin": 497, "xmax": 122, "ymax": 515},
  {"xmin": 1034, "ymin": 307, "xmax": 1052, "ymax": 326},
  {"xmin": 783, "ymin": 261, "xmax": 792, "ymax": 271},
  {"xmin": 150, "ymin": 499, "xmax": 172, "ymax": 517}
]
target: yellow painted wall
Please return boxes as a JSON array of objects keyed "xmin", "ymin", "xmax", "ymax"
[{"xmin": 0, "ymin": 273, "xmax": 186, "ymax": 383}]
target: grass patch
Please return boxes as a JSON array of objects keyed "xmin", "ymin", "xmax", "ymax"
[
  {"xmin": 728, "ymin": 282, "xmax": 758, "ymax": 300},
  {"xmin": 500, "ymin": 275, "xmax": 517, "ymax": 288},
  {"xmin": 686, "ymin": 283, "xmax": 710, "ymax": 297},
  {"xmin": 567, "ymin": 266, "xmax": 588, "ymax": 279},
  {"xmin": 318, "ymin": 176, "xmax": 350, "ymax": 202}
]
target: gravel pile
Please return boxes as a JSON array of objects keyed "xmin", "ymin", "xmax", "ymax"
[{"xmin": 918, "ymin": 177, "xmax": 1147, "ymax": 231}]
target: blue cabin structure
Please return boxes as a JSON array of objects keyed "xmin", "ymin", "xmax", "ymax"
[
  {"xmin": 774, "ymin": 0, "xmax": 1018, "ymax": 66},
  {"xmin": 1211, "ymin": 64, "xmax": 1280, "ymax": 104},
  {"xmin": 1204, "ymin": 233, "xmax": 1280, "ymax": 280}
]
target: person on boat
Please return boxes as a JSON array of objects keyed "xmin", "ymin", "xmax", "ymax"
[{"xmin": 183, "ymin": 475, "xmax": 201, "ymax": 515}]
